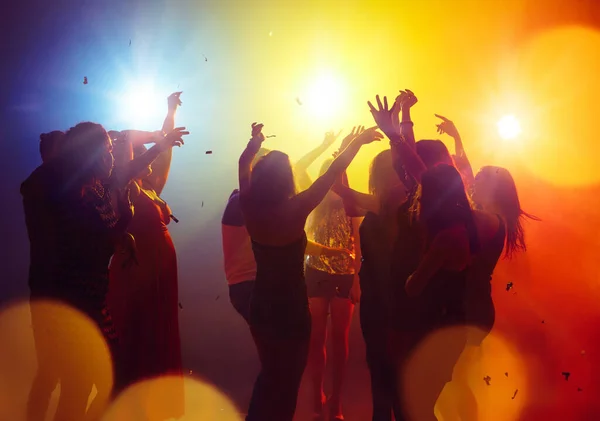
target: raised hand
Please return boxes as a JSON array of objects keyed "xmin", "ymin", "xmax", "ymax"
[
  {"xmin": 368, "ymin": 95, "xmax": 400, "ymax": 137},
  {"xmin": 339, "ymin": 125, "xmax": 365, "ymax": 151},
  {"xmin": 168, "ymin": 91, "xmax": 183, "ymax": 111},
  {"xmin": 323, "ymin": 130, "xmax": 343, "ymax": 148},
  {"xmin": 354, "ymin": 126, "xmax": 384, "ymax": 145},
  {"xmin": 251, "ymin": 122, "xmax": 265, "ymax": 143},
  {"xmin": 396, "ymin": 89, "xmax": 418, "ymax": 109},
  {"xmin": 435, "ymin": 114, "xmax": 460, "ymax": 138},
  {"xmin": 156, "ymin": 127, "xmax": 189, "ymax": 152}
]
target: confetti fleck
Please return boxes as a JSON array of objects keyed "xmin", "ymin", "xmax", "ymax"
[
  {"xmin": 581, "ymin": 350, "xmax": 586, "ymax": 356},
  {"xmin": 202, "ymin": 54, "xmax": 208, "ymax": 62},
  {"xmin": 269, "ymin": 31, "xmax": 273, "ymax": 37},
  {"xmin": 577, "ymin": 387, "xmax": 583, "ymax": 392},
  {"xmin": 215, "ymin": 295, "xmax": 220, "ymax": 301},
  {"xmin": 129, "ymin": 39, "xmax": 131, "ymax": 46},
  {"xmin": 506, "ymin": 282, "xmax": 513, "ymax": 291},
  {"xmin": 562, "ymin": 372, "xmax": 570, "ymax": 381},
  {"xmin": 511, "ymin": 389, "xmax": 518, "ymax": 399},
  {"xmin": 205, "ymin": 150, "xmax": 213, "ymax": 154},
  {"xmin": 265, "ymin": 135, "xmax": 276, "ymax": 138},
  {"xmin": 541, "ymin": 320, "xmax": 545, "ymax": 324},
  {"xmin": 296, "ymin": 97, "xmax": 303, "ymax": 106},
  {"xmin": 505, "ymin": 372, "xmax": 509, "ymax": 377},
  {"xmin": 189, "ymin": 370, "xmax": 193, "ymax": 375},
  {"xmin": 201, "ymin": 201, "xmax": 204, "ymax": 208},
  {"xmin": 83, "ymin": 76, "xmax": 88, "ymax": 85},
  {"xmin": 170, "ymin": 214, "xmax": 179, "ymax": 223},
  {"xmin": 178, "ymin": 302, "xmax": 183, "ymax": 309},
  {"xmin": 483, "ymin": 376, "xmax": 492, "ymax": 386}
]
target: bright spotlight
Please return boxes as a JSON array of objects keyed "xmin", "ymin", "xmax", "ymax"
[
  {"xmin": 304, "ymin": 72, "xmax": 347, "ymax": 119},
  {"xmin": 119, "ymin": 80, "xmax": 164, "ymax": 130},
  {"xmin": 497, "ymin": 115, "xmax": 522, "ymax": 140}
]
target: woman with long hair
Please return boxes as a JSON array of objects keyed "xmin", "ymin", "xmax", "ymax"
[
  {"xmin": 334, "ymin": 148, "xmax": 407, "ymax": 421},
  {"xmin": 304, "ymin": 141, "xmax": 360, "ymax": 421},
  {"xmin": 22, "ymin": 121, "xmax": 186, "ymax": 421},
  {"xmin": 403, "ymin": 164, "xmax": 479, "ymax": 421},
  {"xmin": 108, "ymin": 92, "xmax": 186, "ymax": 420},
  {"xmin": 239, "ymin": 122, "xmax": 382, "ymax": 421}
]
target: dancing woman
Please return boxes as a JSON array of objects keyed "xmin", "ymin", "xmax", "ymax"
[
  {"xmin": 433, "ymin": 115, "xmax": 538, "ymax": 421},
  {"xmin": 239, "ymin": 122, "xmax": 382, "ymax": 421},
  {"xmin": 108, "ymin": 92, "xmax": 186, "ymax": 419},
  {"xmin": 22, "ymin": 122, "xmax": 186, "ymax": 421},
  {"xmin": 333, "ymin": 147, "xmax": 407, "ymax": 421}
]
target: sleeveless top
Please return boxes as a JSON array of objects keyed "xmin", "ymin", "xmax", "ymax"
[
  {"xmin": 306, "ymin": 195, "xmax": 354, "ymax": 275},
  {"xmin": 465, "ymin": 215, "xmax": 506, "ymax": 324},
  {"xmin": 250, "ymin": 233, "xmax": 310, "ymax": 336}
]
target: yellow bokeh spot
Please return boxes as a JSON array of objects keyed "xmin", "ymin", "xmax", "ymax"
[
  {"xmin": 0, "ymin": 299, "xmax": 112, "ymax": 421},
  {"xmin": 516, "ymin": 25, "xmax": 600, "ymax": 186},
  {"xmin": 400, "ymin": 326, "xmax": 527, "ymax": 421},
  {"xmin": 103, "ymin": 376, "xmax": 242, "ymax": 421}
]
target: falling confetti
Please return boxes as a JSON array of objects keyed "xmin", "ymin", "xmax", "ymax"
[
  {"xmin": 178, "ymin": 302, "xmax": 183, "ymax": 309},
  {"xmin": 581, "ymin": 350, "xmax": 586, "ymax": 356},
  {"xmin": 296, "ymin": 97, "xmax": 303, "ymax": 106},
  {"xmin": 189, "ymin": 370, "xmax": 193, "ymax": 375},
  {"xmin": 577, "ymin": 388, "xmax": 583, "ymax": 392},
  {"xmin": 201, "ymin": 201, "xmax": 204, "ymax": 208},
  {"xmin": 129, "ymin": 39, "xmax": 131, "ymax": 46},
  {"xmin": 265, "ymin": 135, "xmax": 276, "ymax": 138},
  {"xmin": 205, "ymin": 151, "xmax": 213, "ymax": 154},
  {"xmin": 562, "ymin": 372, "xmax": 570, "ymax": 381},
  {"xmin": 202, "ymin": 54, "xmax": 208, "ymax": 62},
  {"xmin": 505, "ymin": 372, "xmax": 509, "ymax": 377},
  {"xmin": 269, "ymin": 31, "xmax": 273, "ymax": 36},
  {"xmin": 215, "ymin": 295, "xmax": 220, "ymax": 301},
  {"xmin": 541, "ymin": 320, "xmax": 545, "ymax": 324},
  {"xmin": 506, "ymin": 282, "xmax": 513, "ymax": 291},
  {"xmin": 83, "ymin": 76, "xmax": 88, "ymax": 85},
  {"xmin": 170, "ymin": 214, "xmax": 179, "ymax": 223},
  {"xmin": 511, "ymin": 389, "xmax": 518, "ymax": 400},
  {"xmin": 483, "ymin": 376, "xmax": 492, "ymax": 386}
]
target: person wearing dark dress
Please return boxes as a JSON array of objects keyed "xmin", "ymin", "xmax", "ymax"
[
  {"xmin": 402, "ymin": 164, "xmax": 479, "ymax": 421},
  {"xmin": 238, "ymin": 122, "xmax": 382, "ymax": 421},
  {"xmin": 22, "ymin": 122, "xmax": 187, "ymax": 421},
  {"xmin": 332, "ymin": 148, "xmax": 407, "ymax": 421}
]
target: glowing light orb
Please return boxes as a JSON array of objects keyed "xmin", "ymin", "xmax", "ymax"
[
  {"xmin": 303, "ymin": 72, "xmax": 347, "ymax": 120},
  {"xmin": 497, "ymin": 115, "xmax": 521, "ymax": 140},
  {"xmin": 119, "ymin": 80, "xmax": 165, "ymax": 130}
]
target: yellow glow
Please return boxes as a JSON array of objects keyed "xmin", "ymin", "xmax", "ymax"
[
  {"xmin": 302, "ymin": 72, "xmax": 348, "ymax": 121},
  {"xmin": 102, "ymin": 376, "xmax": 242, "ymax": 421},
  {"xmin": 497, "ymin": 115, "xmax": 521, "ymax": 140}
]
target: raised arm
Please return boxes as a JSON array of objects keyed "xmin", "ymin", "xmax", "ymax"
[
  {"xmin": 293, "ymin": 130, "xmax": 342, "ymax": 191},
  {"xmin": 369, "ymin": 94, "xmax": 428, "ymax": 184},
  {"xmin": 144, "ymin": 92, "xmax": 182, "ymax": 195},
  {"xmin": 111, "ymin": 127, "xmax": 189, "ymax": 190},
  {"xmin": 332, "ymin": 180, "xmax": 379, "ymax": 214},
  {"xmin": 238, "ymin": 123, "xmax": 265, "ymax": 198},
  {"xmin": 290, "ymin": 127, "xmax": 383, "ymax": 221},
  {"xmin": 396, "ymin": 89, "xmax": 418, "ymax": 149},
  {"xmin": 435, "ymin": 114, "xmax": 475, "ymax": 188}
]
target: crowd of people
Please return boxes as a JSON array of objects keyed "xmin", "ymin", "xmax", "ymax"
[{"xmin": 23, "ymin": 88, "xmax": 535, "ymax": 421}]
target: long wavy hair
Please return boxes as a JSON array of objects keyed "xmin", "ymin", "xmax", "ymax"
[
  {"xmin": 419, "ymin": 164, "xmax": 480, "ymax": 254},
  {"xmin": 60, "ymin": 122, "xmax": 113, "ymax": 189},
  {"xmin": 474, "ymin": 166, "xmax": 539, "ymax": 258},
  {"xmin": 249, "ymin": 150, "xmax": 297, "ymax": 207},
  {"xmin": 415, "ymin": 139, "xmax": 454, "ymax": 168}
]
